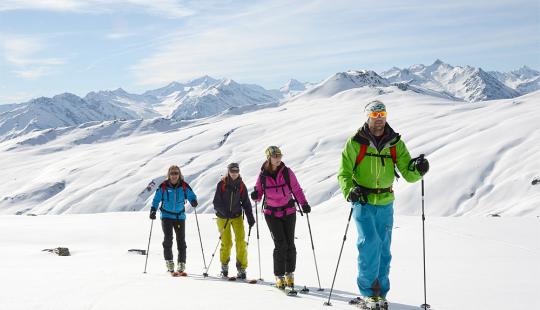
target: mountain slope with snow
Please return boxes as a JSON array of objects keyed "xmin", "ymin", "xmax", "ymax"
[
  {"xmin": 84, "ymin": 88, "xmax": 160, "ymax": 119},
  {"xmin": 0, "ymin": 93, "xmax": 137, "ymax": 142},
  {"xmin": 0, "ymin": 84, "xmax": 538, "ymax": 217},
  {"xmin": 303, "ymin": 70, "xmax": 389, "ymax": 98},
  {"xmin": 169, "ymin": 78, "xmax": 282, "ymax": 120},
  {"xmin": 381, "ymin": 60, "xmax": 521, "ymax": 102},
  {"xmin": 489, "ymin": 66, "xmax": 540, "ymax": 93}
]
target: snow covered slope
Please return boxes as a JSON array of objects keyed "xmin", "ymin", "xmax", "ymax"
[
  {"xmin": 381, "ymin": 60, "xmax": 521, "ymax": 102},
  {"xmin": 0, "ymin": 76, "xmax": 283, "ymax": 140},
  {"xmin": 0, "ymin": 212, "xmax": 538, "ymax": 310},
  {"xmin": 84, "ymin": 88, "xmax": 160, "ymax": 119},
  {"xmin": 0, "ymin": 93, "xmax": 137, "ymax": 142},
  {"xmin": 0, "ymin": 84, "xmax": 538, "ymax": 217},
  {"xmin": 489, "ymin": 66, "xmax": 540, "ymax": 93},
  {"xmin": 169, "ymin": 78, "xmax": 282, "ymax": 120},
  {"xmin": 280, "ymin": 79, "xmax": 316, "ymax": 98},
  {"xmin": 303, "ymin": 70, "xmax": 389, "ymax": 98}
]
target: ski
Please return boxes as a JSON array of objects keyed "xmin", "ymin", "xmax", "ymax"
[
  {"xmin": 237, "ymin": 278, "xmax": 258, "ymax": 284},
  {"xmin": 170, "ymin": 271, "xmax": 188, "ymax": 277},
  {"xmin": 215, "ymin": 274, "xmax": 258, "ymax": 284}
]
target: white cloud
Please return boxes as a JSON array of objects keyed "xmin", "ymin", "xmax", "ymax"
[
  {"xmin": 13, "ymin": 67, "xmax": 49, "ymax": 79},
  {"xmin": 0, "ymin": 91, "xmax": 34, "ymax": 103},
  {"xmin": 0, "ymin": 0, "xmax": 194, "ymax": 18},
  {"xmin": 1, "ymin": 35, "xmax": 64, "ymax": 79},
  {"xmin": 106, "ymin": 32, "xmax": 137, "ymax": 40},
  {"xmin": 128, "ymin": 0, "xmax": 539, "ymax": 87}
]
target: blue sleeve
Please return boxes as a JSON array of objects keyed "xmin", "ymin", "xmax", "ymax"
[
  {"xmin": 151, "ymin": 188, "xmax": 162, "ymax": 211},
  {"xmin": 187, "ymin": 187, "xmax": 197, "ymax": 202}
]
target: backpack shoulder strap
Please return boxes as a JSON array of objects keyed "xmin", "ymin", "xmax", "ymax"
[
  {"xmin": 390, "ymin": 145, "xmax": 397, "ymax": 164},
  {"xmin": 161, "ymin": 182, "xmax": 167, "ymax": 193},
  {"xmin": 220, "ymin": 177, "xmax": 226, "ymax": 193},
  {"xmin": 283, "ymin": 166, "xmax": 291, "ymax": 191},
  {"xmin": 160, "ymin": 182, "xmax": 168, "ymax": 207},
  {"xmin": 259, "ymin": 173, "xmax": 267, "ymax": 193},
  {"xmin": 181, "ymin": 181, "xmax": 189, "ymax": 202},
  {"xmin": 354, "ymin": 144, "xmax": 368, "ymax": 170}
]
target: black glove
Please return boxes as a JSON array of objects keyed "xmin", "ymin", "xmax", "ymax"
[
  {"xmin": 250, "ymin": 189, "xmax": 258, "ymax": 200},
  {"xmin": 414, "ymin": 155, "xmax": 430, "ymax": 176},
  {"xmin": 190, "ymin": 200, "xmax": 198, "ymax": 208},
  {"xmin": 149, "ymin": 209, "xmax": 157, "ymax": 220},
  {"xmin": 301, "ymin": 203, "xmax": 311, "ymax": 214},
  {"xmin": 348, "ymin": 186, "xmax": 368, "ymax": 204},
  {"xmin": 247, "ymin": 215, "xmax": 255, "ymax": 228}
]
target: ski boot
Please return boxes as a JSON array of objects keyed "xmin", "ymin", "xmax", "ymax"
[
  {"xmin": 220, "ymin": 264, "xmax": 229, "ymax": 278},
  {"xmin": 176, "ymin": 262, "xmax": 187, "ymax": 276},
  {"xmin": 166, "ymin": 260, "xmax": 177, "ymax": 276},
  {"xmin": 237, "ymin": 268, "xmax": 246, "ymax": 280},
  {"xmin": 379, "ymin": 297, "xmax": 388, "ymax": 310},
  {"xmin": 275, "ymin": 276, "xmax": 286, "ymax": 289},
  {"xmin": 363, "ymin": 296, "xmax": 381, "ymax": 310},
  {"xmin": 285, "ymin": 272, "xmax": 294, "ymax": 288}
]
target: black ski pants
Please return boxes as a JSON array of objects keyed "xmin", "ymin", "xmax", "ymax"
[
  {"xmin": 265, "ymin": 212, "xmax": 296, "ymax": 276},
  {"xmin": 161, "ymin": 218, "xmax": 186, "ymax": 263}
]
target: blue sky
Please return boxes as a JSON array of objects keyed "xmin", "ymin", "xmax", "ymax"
[{"xmin": 0, "ymin": 0, "xmax": 539, "ymax": 104}]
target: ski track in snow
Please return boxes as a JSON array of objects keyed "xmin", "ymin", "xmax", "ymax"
[{"xmin": 139, "ymin": 130, "xmax": 208, "ymax": 168}]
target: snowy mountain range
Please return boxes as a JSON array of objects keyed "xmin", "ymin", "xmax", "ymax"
[
  {"xmin": 489, "ymin": 66, "xmax": 540, "ymax": 94},
  {"xmin": 1, "ymin": 61, "xmax": 538, "ymax": 142},
  {"xmin": 0, "ymin": 93, "xmax": 136, "ymax": 141},
  {"xmin": 1, "ymin": 80, "xmax": 538, "ymax": 217},
  {"xmin": 0, "ymin": 77, "xmax": 288, "ymax": 142},
  {"xmin": 380, "ymin": 59, "xmax": 528, "ymax": 102}
]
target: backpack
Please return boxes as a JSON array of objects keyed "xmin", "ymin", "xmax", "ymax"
[
  {"xmin": 220, "ymin": 177, "xmax": 245, "ymax": 196},
  {"xmin": 354, "ymin": 144, "xmax": 400, "ymax": 179},
  {"xmin": 259, "ymin": 166, "xmax": 303, "ymax": 214},
  {"xmin": 159, "ymin": 181, "xmax": 192, "ymax": 219}
]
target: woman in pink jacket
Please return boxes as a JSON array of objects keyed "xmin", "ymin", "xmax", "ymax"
[{"xmin": 250, "ymin": 146, "xmax": 311, "ymax": 290}]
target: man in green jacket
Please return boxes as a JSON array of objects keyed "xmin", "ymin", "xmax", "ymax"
[{"xmin": 337, "ymin": 100, "xmax": 429, "ymax": 309}]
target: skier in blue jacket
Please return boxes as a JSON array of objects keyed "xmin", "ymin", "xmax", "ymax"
[{"xmin": 150, "ymin": 165, "xmax": 197, "ymax": 275}]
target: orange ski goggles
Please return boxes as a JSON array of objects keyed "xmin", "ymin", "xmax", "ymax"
[{"xmin": 368, "ymin": 111, "xmax": 387, "ymax": 118}]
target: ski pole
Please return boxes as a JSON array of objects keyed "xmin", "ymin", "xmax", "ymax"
[
  {"xmin": 192, "ymin": 205, "xmax": 208, "ymax": 277},
  {"xmin": 324, "ymin": 207, "xmax": 354, "ymax": 306},
  {"xmin": 254, "ymin": 199, "xmax": 263, "ymax": 281},
  {"xmin": 143, "ymin": 219, "xmax": 154, "ymax": 274},
  {"xmin": 206, "ymin": 218, "xmax": 231, "ymax": 276},
  {"xmin": 420, "ymin": 175, "xmax": 431, "ymax": 309},
  {"xmin": 305, "ymin": 213, "xmax": 324, "ymax": 291}
]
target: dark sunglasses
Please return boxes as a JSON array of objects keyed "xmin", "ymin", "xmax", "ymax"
[{"xmin": 170, "ymin": 171, "xmax": 180, "ymax": 176}]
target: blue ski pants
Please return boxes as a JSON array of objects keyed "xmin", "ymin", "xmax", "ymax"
[{"xmin": 353, "ymin": 202, "xmax": 394, "ymax": 298}]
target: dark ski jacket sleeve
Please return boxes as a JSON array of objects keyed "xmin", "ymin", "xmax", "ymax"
[
  {"xmin": 240, "ymin": 181, "xmax": 255, "ymax": 223},
  {"xmin": 212, "ymin": 181, "xmax": 226, "ymax": 218}
]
